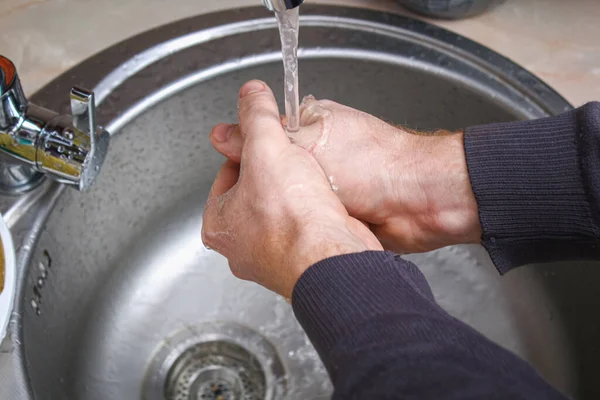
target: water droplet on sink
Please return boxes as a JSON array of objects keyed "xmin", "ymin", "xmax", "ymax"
[
  {"xmin": 33, "ymin": 286, "xmax": 42, "ymax": 302},
  {"xmin": 37, "ymin": 278, "xmax": 45, "ymax": 288},
  {"xmin": 30, "ymin": 298, "xmax": 38, "ymax": 310}
]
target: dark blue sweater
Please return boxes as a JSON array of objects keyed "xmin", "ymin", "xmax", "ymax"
[{"xmin": 292, "ymin": 102, "xmax": 600, "ymax": 399}]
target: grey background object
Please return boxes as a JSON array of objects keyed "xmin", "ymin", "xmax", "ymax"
[{"xmin": 399, "ymin": 0, "xmax": 505, "ymax": 19}]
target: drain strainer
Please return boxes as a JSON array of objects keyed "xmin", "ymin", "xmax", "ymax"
[
  {"xmin": 166, "ymin": 341, "xmax": 265, "ymax": 400},
  {"xmin": 143, "ymin": 322, "xmax": 287, "ymax": 400}
]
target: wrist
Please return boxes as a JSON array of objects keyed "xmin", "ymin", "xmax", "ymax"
[
  {"xmin": 429, "ymin": 132, "xmax": 482, "ymax": 245},
  {"xmin": 286, "ymin": 223, "xmax": 380, "ymax": 296},
  {"xmin": 380, "ymin": 130, "xmax": 481, "ymax": 252}
]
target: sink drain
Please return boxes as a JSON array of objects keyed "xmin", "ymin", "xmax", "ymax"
[
  {"xmin": 166, "ymin": 341, "xmax": 265, "ymax": 400},
  {"xmin": 143, "ymin": 322, "xmax": 287, "ymax": 400}
]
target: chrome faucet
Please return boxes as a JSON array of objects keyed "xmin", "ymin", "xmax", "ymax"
[
  {"xmin": 0, "ymin": 56, "xmax": 109, "ymax": 193},
  {"xmin": 261, "ymin": 0, "xmax": 304, "ymax": 12}
]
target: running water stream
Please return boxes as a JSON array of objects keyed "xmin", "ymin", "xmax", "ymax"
[{"xmin": 275, "ymin": 8, "xmax": 300, "ymax": 133}]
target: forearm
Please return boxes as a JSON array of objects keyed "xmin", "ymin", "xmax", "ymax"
[
  {"xmin": 292, "ymin": 252, "xmax": 566, "ymax": 399},
  {"xmin": 465, "ymin": 102, "xmax": 600, "ymax": 273}
]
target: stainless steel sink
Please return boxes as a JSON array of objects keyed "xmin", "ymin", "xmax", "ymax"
[{"xmin": 2, "ymin": 5, "xmax": 597, "ymax": 400}]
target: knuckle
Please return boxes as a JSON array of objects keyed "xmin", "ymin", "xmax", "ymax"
[
  {"xmin": 201, "ymin": 228, "xmax": 230, "ymax": 255},
  {"xmin": 230, "ymin": 267, "xmax": 242, "ymax": 279},
  {"xmin": 229, "ymin": 262, "xmax": 247, "ymax": 280},
  {"xmin": 201, "ymin": 225, "xmax": 217, "ymax": 250},
  {"xmin": 201, "ymin": 210, "xmax": 221, "ymax": 249}
]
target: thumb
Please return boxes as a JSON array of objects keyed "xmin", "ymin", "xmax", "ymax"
[
  {"xmin": 237, "ymin": 80, "xmax": 289, "ymax": 154},
  {"xmin": 211, "ymin": 114, "xmax": 290, "ymax": 163}
]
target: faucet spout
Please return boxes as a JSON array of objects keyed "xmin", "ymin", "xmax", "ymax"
[
  {"xmin": 0, "ymin": 55, "xmax": 109, "ymax": 192},
  {"xmin": 261, "ymin": 0, "xmax": 304, "ymax": 12}
]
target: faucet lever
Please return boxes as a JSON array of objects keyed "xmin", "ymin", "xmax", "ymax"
[
  {"xmin": 70, "ymin": 87, "xmax": 95, "ymax": 137},
  {"xmin": 65, "ymin": 87, "xmax": 109, "ymax": 191},
  {"xmin": 0, "ymin": 55, "xmax": 110, "ymax": 193}
]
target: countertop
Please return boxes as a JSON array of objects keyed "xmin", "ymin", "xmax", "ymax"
[{"xmin": 1, "ymin": 0, "xmax": 599, "ymax": 106}]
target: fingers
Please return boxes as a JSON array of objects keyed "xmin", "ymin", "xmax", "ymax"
[
  {"xmin": 209, "ymin": 160, "xmax": 240, "ymax": 200},
  {"xmin": 210, "ymin": 116, "xmax": 289, "ymax": 163},
  {"xmin": 202, "ymin": 160, "xmax": 240, "ymax": 252},
  {"xmin": 202, "ymin": 160, "xmax": 240, "ymax": 234},
  {"xmin": 211, "ymin": 92, "xmax": 344, "ymax": 157},
  {"xmin": 237, "ymin": 80, "xmax": 289, "ymax": 153},
  {"xmin": 212, "ymin": 94, "xmax": 330, "ymax": 156},
  {"xmin": 210, "ymin": 124, "xmax": 243, "ymax": 163},
  {"xmin": 287, "ymin": 95, "xmax": 333, "ymax": 152}
]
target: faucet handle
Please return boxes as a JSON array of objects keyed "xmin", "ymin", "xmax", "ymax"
[
  {"xmin": 0, "ymin": 56, "xmax": 110, "ymax": 192},
  {"xmin": 32, "ymin": 86, "xmax": 109, "ymax": 191},
  {"xmin": 70, "ymin": 87, "xmax": 96, "ymax": 138},
  {"xmin": 67, "ymin": 87, "xmax": 109, "ymax": 190}
]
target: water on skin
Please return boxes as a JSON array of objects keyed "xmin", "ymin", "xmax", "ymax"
[{"xmin": 275, "ymin": 8, "xmax": 300, "ymax": 133}]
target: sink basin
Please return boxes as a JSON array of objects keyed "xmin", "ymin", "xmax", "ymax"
[{"xmin": 2, "ymin": 5, "xmax": 596, "ymax": 400}]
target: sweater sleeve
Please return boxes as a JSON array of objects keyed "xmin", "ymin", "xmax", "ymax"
[
  {"xmin": 292, "ymin": 251, "xmax": 566, "ymax": 400},
  {"xmin": 464, "ymin": 102, "xmax": 600, "ymax": 274}
]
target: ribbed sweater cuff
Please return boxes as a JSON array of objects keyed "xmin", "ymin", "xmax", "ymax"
[
  {"xmin": 291, "ymin": 251, "xmax": 437, "ymax": 365},
  {"xmin": 465, "ymin": 106, "xmax": 600, "ymax": 274}
]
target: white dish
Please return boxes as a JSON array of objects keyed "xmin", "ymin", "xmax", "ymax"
[{"xmin": 0, "ymin": 213, "xmax": 16, "ymax": 341}]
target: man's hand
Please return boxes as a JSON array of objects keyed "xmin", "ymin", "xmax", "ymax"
[
  {"xmin": 211, "ymin": 89, "xmax": 482, "ymax": 254},
  {"xmin": 202, "ymin": 81, "xmax": 382, "ymax": 298}
]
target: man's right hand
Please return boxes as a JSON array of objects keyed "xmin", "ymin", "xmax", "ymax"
[{"xmin": 211, "ymin": 89, "xmax": 482, "ymax": 253}]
